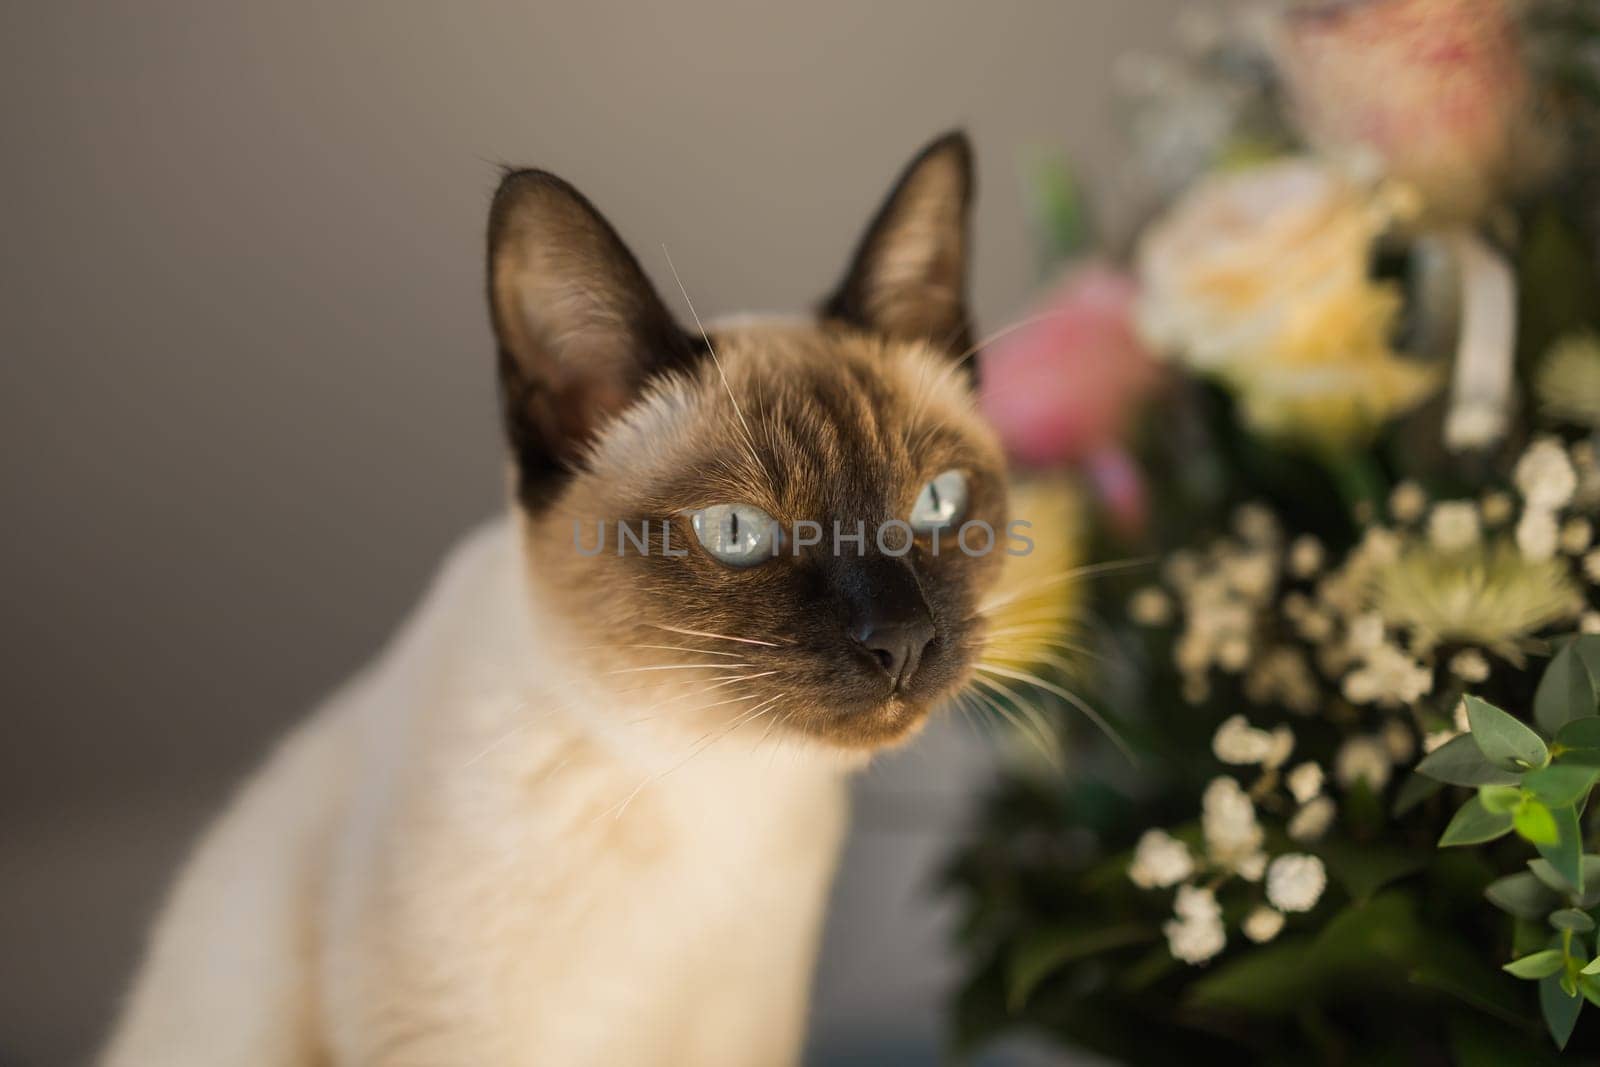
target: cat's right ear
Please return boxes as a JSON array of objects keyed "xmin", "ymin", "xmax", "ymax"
[{"xmin": 487, "ymin": 170, "xmax": 696, "ymax": 507}]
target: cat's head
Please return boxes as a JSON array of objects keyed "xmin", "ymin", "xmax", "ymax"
[{"xmin": 488, "ymin": 132, "xmax": 1009, "ymax": 751}]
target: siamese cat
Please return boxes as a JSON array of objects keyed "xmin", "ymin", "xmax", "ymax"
[{"xmin": 102, "ymin": 130, "xmax": 1008, "ymax": 1066}]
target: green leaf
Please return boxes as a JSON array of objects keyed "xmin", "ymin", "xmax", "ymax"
[
  {"xmin": 1005, "ymin": 922, "xmax": 1153, "ymax": 1010},
  {"xmin": 1516, "ymin": 799, "xmax": 1562, "ymax": 846},
  {"xmin": 1536, "ymin": 804, "xmax": 1586, "ymax": 895},
  {"xmin": 1478, "ymin": 784, "xmax": 1523, "ymax": 813},
  {"xmin": 1582, "ymin": 956, "xmax": 1600, "ymax": 976},
  {"xmin": 1184, "ymin": 938, "xmax": 1314, "ymax": 1015},
  {"xmin": 1392, "ymin": 770, "xmax": 1445, "ymax": 815},
  {"xmin": 1439, "ymin": 796, "xmax": 1515, "ymax": 847},
  {"xmin": 1556, "ymin": 717, "xmax": 1600, "ymax": 767},
  {"xmin": 1552, "ymin": 908, "xmax": 1596, "ymax": 932},
  {"xmin": 1485, "ymin": 872, "xmax": 1562, "ymax": 919},
  {"xmin": 1542, "ymin": 973, "xmax": 1584, "ymax": 1049},
  {"xmin": 1538, "ymin": 639, "xmax": 1599, "ymax": 735},
  {"xmin": 1416, "ymin": 734, "xmax": 1523, "ymax": 786},
  {"xmin": 1505, "ymin": 949, "xmax": 1566, "ymax": 978},
  {"xmin": 1466, "ymin": 695, "xmax": 1550, "ymax": 770},
  {"xmin": 1529, "ymin": 856, "xmax": 1600, "ymax": 905},
  {"xmin": 1316, "ymin": 840, "xmax": 1426, "ymax": 903},
  {"xmin": 1582, "ymin": 973, "xmax": 1600, "ymax": 1008},
  {"xmin": 1525, "ymin": 764, "xmax": 1600, "ymax": 807}
]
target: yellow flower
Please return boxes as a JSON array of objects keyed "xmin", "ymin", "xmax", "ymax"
[
  {"xmin": 1136, "ymin": 159, "xmax": 1438, "ymax": 447},
  {"xmin": 1365, "ymin": 537, "xmax": 1583, "ymax": 661},
  {"xmin": 1536, "ymin": 333, "xmax": 1600, "ymax": 430}
]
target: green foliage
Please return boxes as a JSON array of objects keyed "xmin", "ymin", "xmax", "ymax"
[{"xmin": 1464, "ymin": 696, "xmax": 1550, "ymax": 771}]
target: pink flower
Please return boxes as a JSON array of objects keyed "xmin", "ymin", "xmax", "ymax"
[
  {"xmin": 1276, "ymin": 0, "xmax": 1530, "ymax": 221},
  {"xmin": 980, "ymin": 264, "xmax": 1159, "ymax": 532}
]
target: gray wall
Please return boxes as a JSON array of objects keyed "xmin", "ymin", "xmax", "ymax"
[{"xmin": 0, "ymin": 3, "xmax": 1178, "ymax": 1062}]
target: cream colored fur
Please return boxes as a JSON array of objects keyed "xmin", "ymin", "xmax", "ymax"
[{"xmin": 101, "ymin": 516, "xmax": 853, "ymax": 1066}]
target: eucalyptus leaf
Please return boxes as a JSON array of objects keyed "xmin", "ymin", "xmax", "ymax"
[
  {"xmin": 1005, "ymin": 923, "xmax": 1154, "ymax": 1010},
  {"xmin": 1516, "ymin": 799, "xmax": 1562, "ymax": 846},
  {"xmin": 1552, "ymin": 908, "xmax": 1596, "ymax": 932},
  {"xmin": 1505, "ymin": 949, "xmax": 1566, "ymax": 978},
  {"xmin": 1524, "ymin": 764, "xmax": 1600, "ymax": 807},
  {"xmin": 1392, "ymin": 770, "xmax": 1445, "ymax": 815},
  {"xmin": 1416, "ymin": 734, "xmax": 1523, "ymax": 786},
  {"xmin": 1478, "ymin": 784, "xmax": 1523, "ymax": 813},
  {"xmin": 1485, "ymin": 872, "xmax": 1561, "ymax": 919},
  {"xmin": 1528, "ymin": 856, "xmax": 1600, "ymax": 904},
  {"xmin": 1439, "ymin": 796, "xmax": 1515, "ymax": 847},
  {"xmin": 1556, "ymin": 717, "xmax": 1600, "ymax": 767},
  {"xmin": 1542, "ymin": 973, "xmax": 1585, "ymax": 1049},
  {"xmin": 1535, "ymin": 804, "xmax": 1587, "ymax": 895},
  {"xmin": 1537, "ymin": 639, "xmax": 1599, "ymax": 735},
  {"xmin": 1466, "ymin": 695, "xmax": 1550, "ymax": 770}
]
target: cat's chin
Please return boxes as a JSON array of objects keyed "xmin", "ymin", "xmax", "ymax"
[{"xmin": 795, "ymin": 694, "xmax": 936, "ymax": 751}]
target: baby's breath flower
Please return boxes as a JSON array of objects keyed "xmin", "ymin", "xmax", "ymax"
[
  {"xmin": 1289, "ymin": 535, "xmax": 1324, "ymax": 579},
  {"xmin": 1242, "ymin": 906, "xmax": 1286, "ymax": 944},
  {"xmin": 1480, "ymin": 491, "xmax": 1515, "ymax": 527},
  {"xmin": 1264, "ymin": 725, "xmax": 1295, "ymax": 770},
  {"xmin": 1342, "ymin": 642, "xmax": 1432, "ymax": 707},
  {"xmin": 1586, "ymin": 550, "xmax": 1600, "ymax": 585},
  {"xmin": 1516, "ymin": 438, "xmax": 1578, "ymax": 511},
  {"xmin": 1129, "ymin": 829, "xmax": 1195, "ymax": 888},
  {"xmin": 1266, "ymin": 854, "xmax": 1327, "ymax": 912},
  {"xmin": 1212, "ymin": 715, "xmax": 1274, "ymax": 764},
  {"xmin": 1562, "ymin": 518, "xmax": 1593, "ymax": 556},
  {"xmin": 1164, "ymin": 885, "xmax": 1226, "ymax": 964},
  {"xmin": 1236, "ymin": 851, "xmax": 1268, "ymax": 882},
  {"xmin": 1450, "ymin": 649, "xmax": 1490, "ymax": 683},
  {"xmin": 1286, "ymin": 762, "xmax": 1323, "ymax": 804},
  {"xmin": 1128, "ymin": 586, "xmax": 1173, "ymax": 626},
  {"xmin": 1202, "ymin": 776, "xmax": 1263, "ymax": 867},
  {"xmin": 1244, "ymin": 646, "xmax": 1321, "ymax": 715},
  {"xmin": 1390, "ymin": 481, "xmax": 1427, "ymax": 523},
  {"xmin": 1427, "ymin": 501, "xmax": 1480, "ymax": 552},
  {"xmin": 1336, "ymin": 735, "xmax": 1393, "ymax": 792},
  {"xmin": 1234, "ymin": 504, "xmax": 1280, "ymax": 547},
  {"xmin": 1423, "ymin": 728, "xmax": 1458, "ymax": 753},
  {"xmin": 1583, "ymin": 613, "xmax": 1600, "ymax": 635},
  {"xmin": 1455, "ymin": 698, "xmax": 1471, "ymax": 733},
  {"xmin": 1382, "ymin": 718, "xmax": 1415, "ymax": 763},
  {"xmin": 1517, "ymin": 509, "xmax": 1560, "ymax": 562},
  {"xmin": 1288, "ymin": 795, "xmax": 1337, "ymax": 842}
]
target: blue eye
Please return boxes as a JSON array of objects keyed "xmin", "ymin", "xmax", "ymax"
[
  {"xmin": 909, "ymin": 469, "xmax": 967, "ymax": 533},
  {"xmin": 691, "ymin": 504, "xmax": 779, "ymax": 567}
]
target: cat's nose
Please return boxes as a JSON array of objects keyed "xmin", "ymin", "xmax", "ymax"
[
  {"xmin": 854, "ymin": 617, "xmax": 936, "ymax": 689},
  {"xmin": 838, "ymin": 554, "xmax": 936, "ymax": 690}
]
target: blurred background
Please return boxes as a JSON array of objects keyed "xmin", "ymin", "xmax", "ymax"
[{"xmin": 0, "ymin": 3, "xmax": 1180, "ymax": 1063}]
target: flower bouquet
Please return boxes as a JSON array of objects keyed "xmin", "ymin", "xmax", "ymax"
[{"xmin": 948, "ymin": 1, "xmax": 1600, "ymax": 1061}]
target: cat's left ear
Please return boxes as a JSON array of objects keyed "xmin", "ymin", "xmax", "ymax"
[{"xmin": 820, "ymin": 130, "xmax": 975, "ymax": 357}]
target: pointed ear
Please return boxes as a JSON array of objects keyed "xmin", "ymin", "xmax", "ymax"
[
  {"xmin": 487, "ymin": 170, "xmax": 697, "ymax": 506},
  {"xmin": 820, "ymin": 131, "xmax": 976, "ymax": 356}
]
